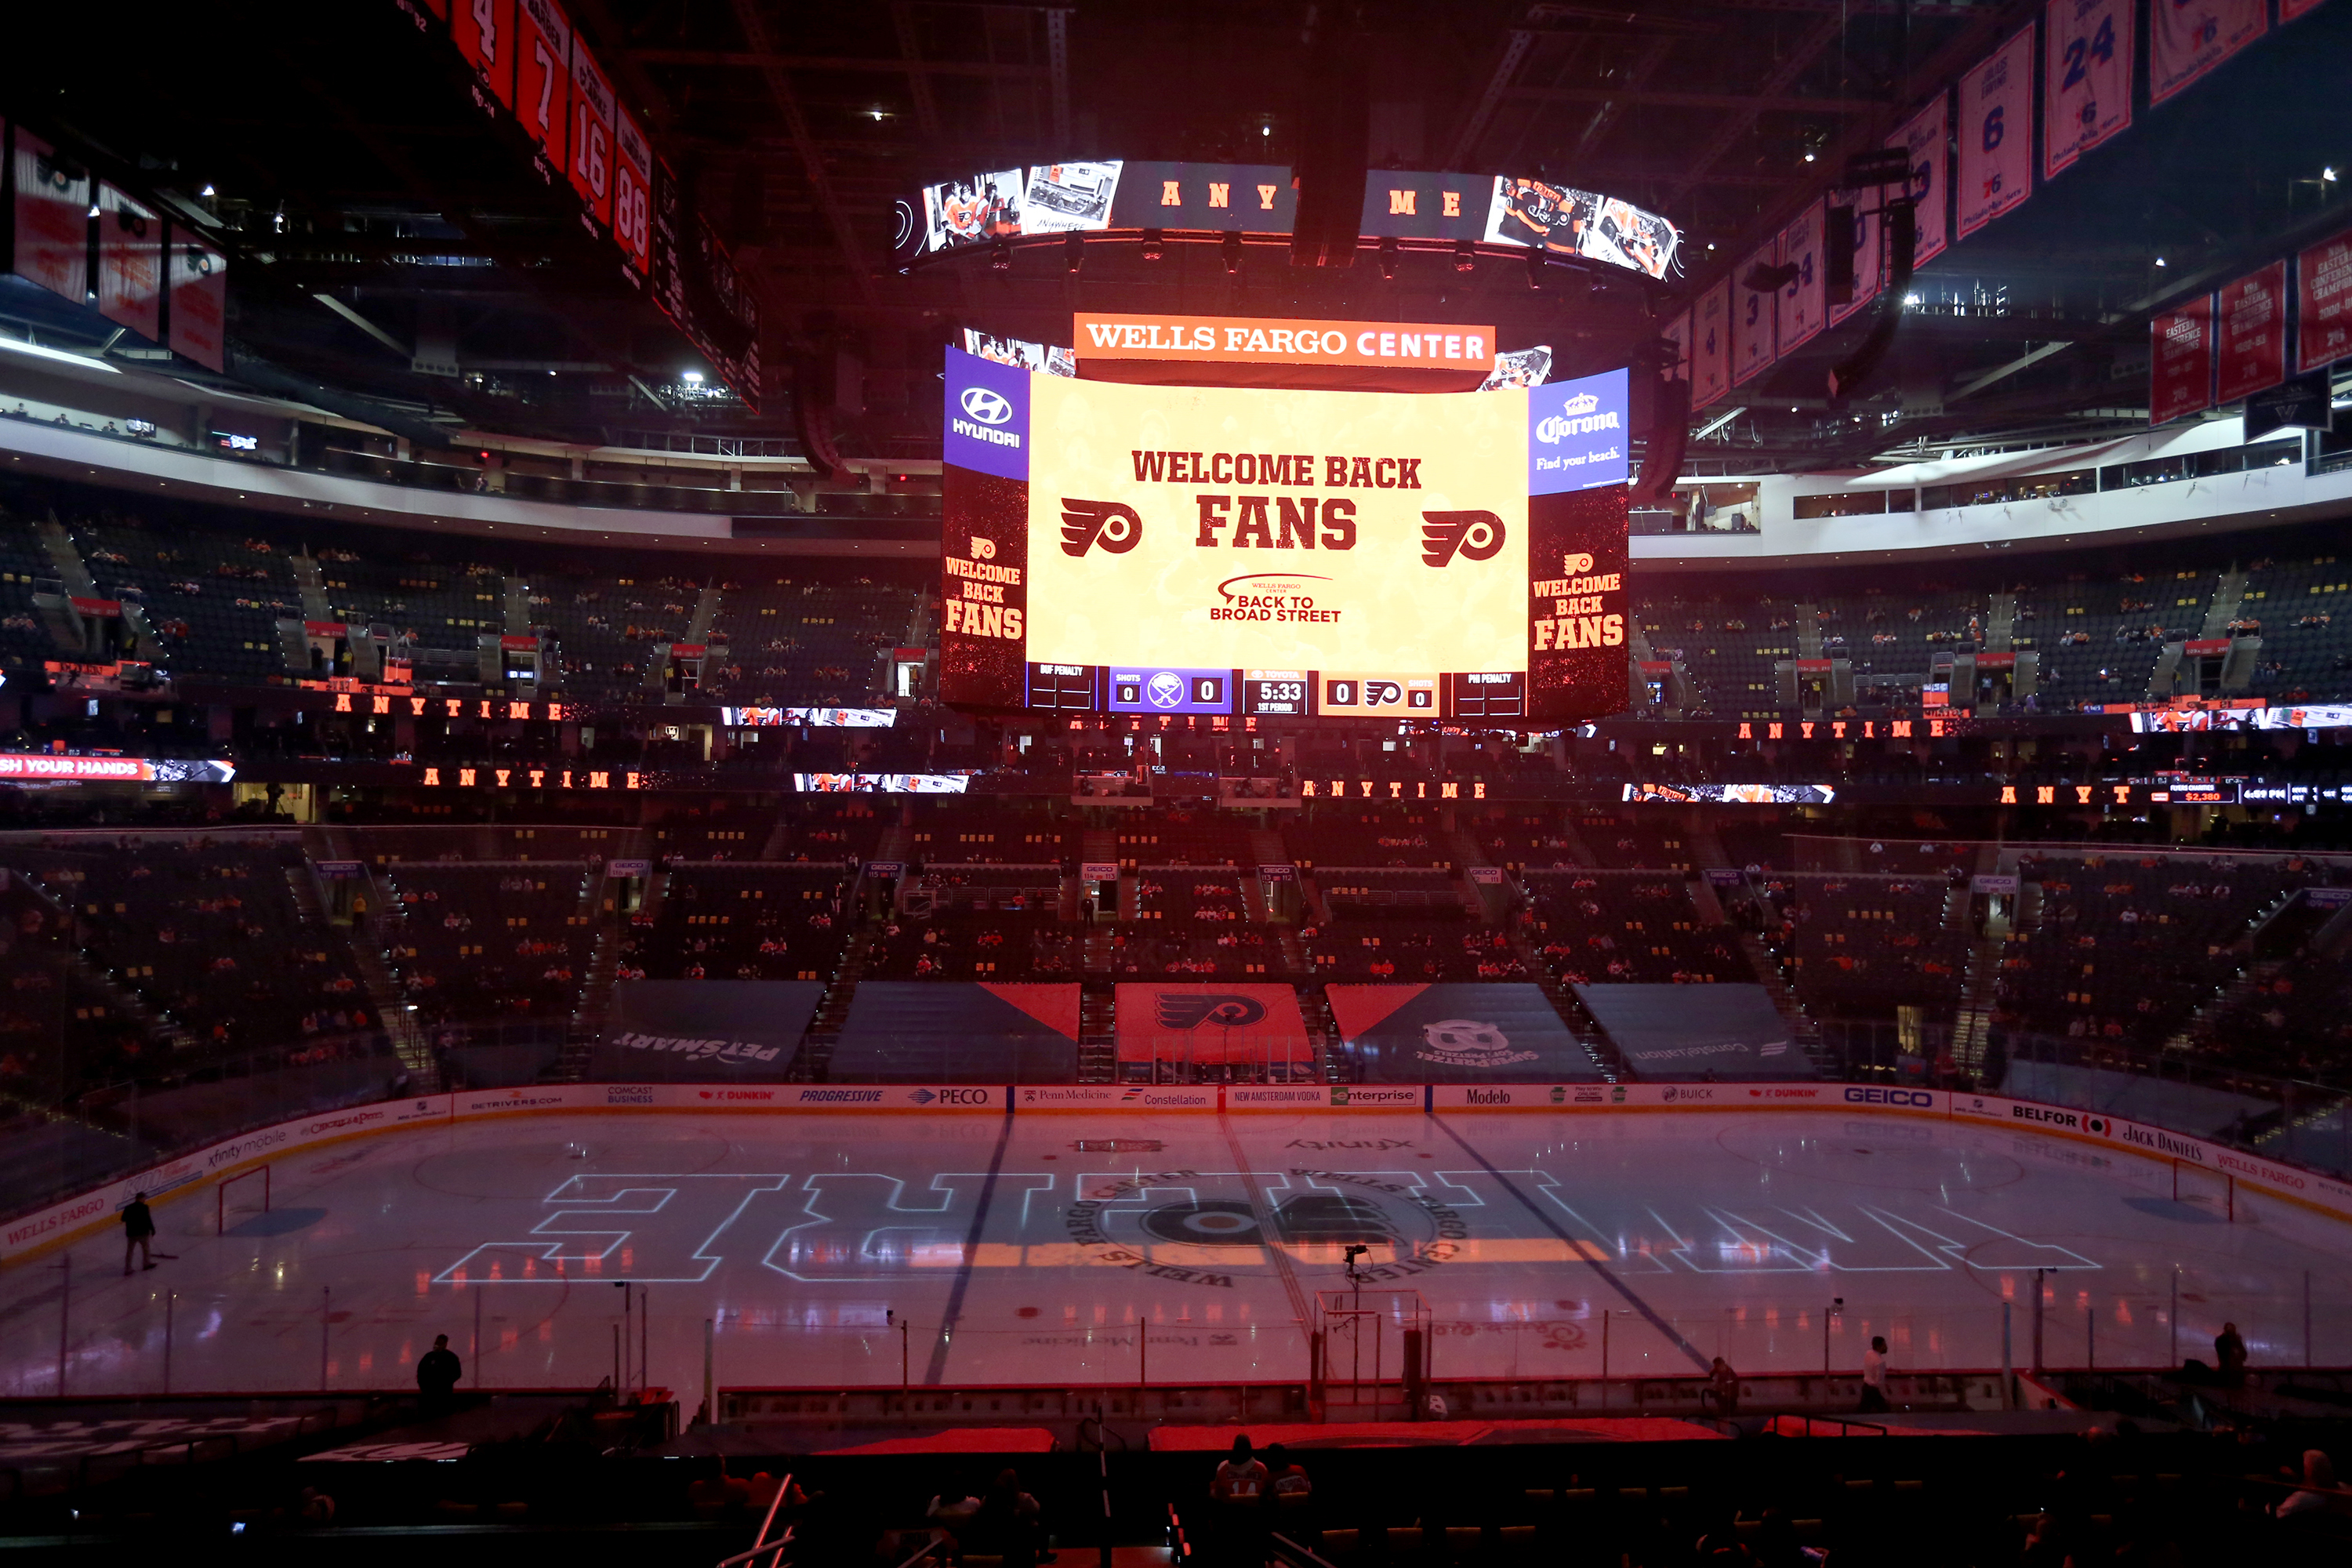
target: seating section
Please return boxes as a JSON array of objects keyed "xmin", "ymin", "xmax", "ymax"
[
  {"xmin": 1525, "ymin": 869, "xmax": 1755, "ymax": 985},
  {"xmin": 909, "ymin": 805, "xmax": 1069, "ymax": 864},
  {"xmin": 866, "ymin": 912, "xmax": 1079, "ymax": 980},
  {"xmin": 1577, "ymin": 812, "xmax": 1695, "ymax": 871},
  {"xmin": 1112, "ymin": 811, "xmax": 1252, "ymax": 868},
  {"xmin": 699, "ymin": 579, "xmax": 917, "ymax": 707},
  {"xmin": 629, "ymin": 864, "xmax": 851, "ymax": 982},
  {"xmin": 1992, "ymin": 853, "xmax": 2300, "ymax": 1046},
  {"xmin": 1285, "ymin": 811, "xmax": 1450, "ymax": 869},
  {"xmin": 1134, "ymin": 869, "xmax": 1247, "ymax": 926},
  {"xmin": 2014, "ymin": 569, "xmax": 2204, "ymax": 707},
  {"xmin": 0, "ymin": 839, "xmax": 374, "ymax": 1054},
  {"xmin": 1642, "ymin": 591, "xmax": 1806, "ymax": 717},
  {"xmin": 0, "ymin": 510, "xmax": 59, "ymax": 670},
  {"xmin": 1476, "ymin": 809, "xmax": 1585, "ymax": 871},
  {"xmin": 1305, "ymin": 921, "xmax": 1522, "ymax": 981},
  {"xmin": 70, "ymin": 510, "xmax": 296, "ymax": 681},
  {"xmin": 382, "ymin": 862, "xmax": 595, "ymax": 1024},
  {"xmin": 1765, "ymin": 873, "xmax": 1971, "ymax": 1019},
  {"xmin": 1316, "ymin": 869, "xmax": 1465, "ymax": 921},
  {"xmin": 2238, "ymin": 550, "xmax": 2351, "ymax": 701}
]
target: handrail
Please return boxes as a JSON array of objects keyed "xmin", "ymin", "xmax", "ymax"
[
  {"xmin": 710, "ymin": 1470, "xmax": 795, "ymax": 1568},
  {"xmin": 1270, "ymin": 1534, "xmax": 1346, "ymax": 1568}
]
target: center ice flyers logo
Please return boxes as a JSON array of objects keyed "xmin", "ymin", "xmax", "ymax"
[
  {"xmin": 1415, "ymin": 1018, "xmax": 1538, "ymax": 1068},
  {"xmin": 1156, "ymin": 993, "xmax": 1267, "ymax": 1029},
  {"xmin": 1419, "ymin": 510, "xmax": 1506, "ymax": 567},
  {"xmin": 1059, "ymin": 499, "xmax": 1145, "ymax": 557}
]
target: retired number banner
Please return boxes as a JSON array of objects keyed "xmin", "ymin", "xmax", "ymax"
[
  {"xmin": 2215, "ymin": 262, "xmax": 2288, "ymax": 405},
  {"xmin": 1776, "ymin": 200, "xmax": 1826, "ymax": 354},
  {"xmin": 1731, "ymin": 239, "xmax": 1777, "ymax": 386},
  {"xmin": 2151, "ymin": 0, "xmax": 2267, "ymax": 103},
  {"xmin": 2151, "ymin": 296, "xmax": 2216, "ymax": 426},
  {"xmin": 1889, "ymin": 93, "xmax": 1951, "ymax": 267},
  {"xmin": 1957, "ymin": 25, "xmax": 2035, "ymax": 240},
  {"xmin": 2044, "ymin": 0, "xmax": 2131, "ymax": 180},
  {"xmin": 1691, "ymin": 280, "xmax": 1732, "ymax": 408}
]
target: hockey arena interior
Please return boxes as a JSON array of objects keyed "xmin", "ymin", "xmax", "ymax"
[{"xmin": 4, "ymin": 2, "xmax": 2352, "ymax": 1563}]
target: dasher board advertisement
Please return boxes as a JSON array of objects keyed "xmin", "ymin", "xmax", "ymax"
[{"xmin": 935, "ymin": 347, "xmax": 1631, "ymax": 725}]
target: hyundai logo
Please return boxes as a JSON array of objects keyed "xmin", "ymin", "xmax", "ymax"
[{"xmin": 959, "ymin": 386, "xmax": 1013, "ymax": 425}]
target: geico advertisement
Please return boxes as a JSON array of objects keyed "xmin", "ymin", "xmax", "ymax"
[{"xmin": 1019, "ymin": 376, "xmax": 1530, "ymax": 673}]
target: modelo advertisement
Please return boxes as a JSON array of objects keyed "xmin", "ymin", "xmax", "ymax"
[{"xmin": 938, "ymin": 347, "xmax": 1630, "ymax": 724}]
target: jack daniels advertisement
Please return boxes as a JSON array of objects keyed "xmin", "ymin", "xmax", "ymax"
[{"xmin": 892, "ymin": 159, "xmax": 1681, "ymax": 282}]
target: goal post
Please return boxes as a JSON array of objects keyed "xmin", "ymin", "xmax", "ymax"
[
  {"xmin": 218, "ymin": 1164, "xmax": 271, "ymax": 1234},
  {"xmin": 2172, "ymin": 1157, "xmax": 2234, "ymax": 1221}
]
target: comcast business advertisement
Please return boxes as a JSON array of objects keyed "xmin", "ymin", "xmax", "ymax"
[{"xmin": 935, "ymin": 345, "xmax": 1633, "ymax": 724}]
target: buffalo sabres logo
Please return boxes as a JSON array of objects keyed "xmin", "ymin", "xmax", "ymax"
[
  {"xmin": 1155, "ymin": 993, "xmax": 1268, "ymax": 1030},
  {"xmin": 1419, "ymin": 510, "xmax": 1506, "ymax": 568},
  {"xmin": 1059, "ymin": 499, "xmax": 1144, "ymax": 557}
]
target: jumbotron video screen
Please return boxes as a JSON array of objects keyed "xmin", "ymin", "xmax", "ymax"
[{"xmin": 936, "ymin": 346, "xmax": 1633, "ymax": 724}]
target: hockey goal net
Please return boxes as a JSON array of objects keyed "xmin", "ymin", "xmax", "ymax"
[{"xmin": 217, "ymin": 1165, "xmax": 271, "ymax": 1233}]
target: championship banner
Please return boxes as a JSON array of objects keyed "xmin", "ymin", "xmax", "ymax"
[
  {"xmin": 1828, "ymin": 198, "xmax": 1883, "ymax": 328},
  {"xmin": 1889, "ymin": 93, "xmax": 1951, "ymax": 266},
  {"xmin": 2215, "ymin": 261, "xmax": 2288, "ymax": 405},
  {"xmin": 2043, "ymin": 0, "xmax": 2131, "ymax": 180},
  {"xmin": 11, "ymin": 129, "xmax": 90, "ymax": 303},
  {"xmin": 2151, "ymin": 0, "xmax": 2267, "ymax": 104},
  {"xmin": 1326, "ymin": 983, "xmax": 1602, "ymax": 1083},
  {"xmin": 1115, "ymin": 983, "xmax": 1310, "ymax": 1070},
  {"xmin": 1691, "ymin": 280, "xmax": 1732, "ymax": 408},
  {"xmin": 2282, "ymin": 0, "xmax": 2328, "ymax": 20},
  {"xmin": 2297, "ymin": 229, "xmax": 2352, "ymax": 372},
  {"xmin": 95, "ymin": 184, "xmax": 164, "ymax": 342},
  {"xmin": 1731, "ymin": 240, "xmax": 1777, "ymax": 385},
  {"xmin": 1956, "ymin": 24, "xmax": 2035, "ymax": 240},
  {"xmin": 166, "ymin": 234, "xmax": 227, "ymax": 372},
  {"xmin": 2151, "ymin": 296, "xmax": 2216, "ymax": 426},
  {"xmin": 1776, "ymin": 200, "xmax": 1827, "ymax": 354},
  {"xmin": 514, "ymin": 0, "xmax": 572, "ymax": 162}
]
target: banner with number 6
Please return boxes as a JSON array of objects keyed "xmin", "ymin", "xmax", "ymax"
[{"xmin": 1958, "ymin": 24, "xmax": 2035, "ymax": 240}]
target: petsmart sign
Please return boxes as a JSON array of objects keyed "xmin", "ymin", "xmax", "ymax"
[{"xmin": 1528, "ymin": 367, "xmax": 1630, "ymax": 493}]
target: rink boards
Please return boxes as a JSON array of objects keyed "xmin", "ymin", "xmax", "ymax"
[{"xmin": 7, "ymin": 1077, "xmax": 2348, "ymax": 1267}]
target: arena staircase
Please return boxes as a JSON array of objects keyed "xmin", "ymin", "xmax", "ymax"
[
  {"xmin": 304, "ymin": 830, "xmax": 435, "ymax": 1080},
  {"xmin": 501, "ymin": 575, "xmax": 535, "ymax": 637},
  {"xmin": 1984, "ymin": 592, "xmax": 2017, "ymax": 652},
  {"xmin": 290, "ymin": 554, "xmax": 332, "ymax": 621},
  {"xmin": 562, "ymin": 830, "xmax": 646, "ymax": 1076},
  {"xmin": 281, "ymin": 855, "xmax": 436, "ymax": 1086},
  {"xmin": 685, "ymin": 586, "xmax": 722, "ymax": 644},
  {"xmin": 34, "ymin": 512, "xmax": 97, "ymax": 597},
  {"xmin": 2200, "ymin": 568, "xmax": 2249, "ymax": 637},
  {"xmin": 1077, "ymin": 981, "xmax": 1116, "ymax": 1081}
]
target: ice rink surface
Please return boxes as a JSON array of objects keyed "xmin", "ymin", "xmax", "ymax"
[{"xmin": 5, "ymin": 1107, "xmax": 2350, "ymax": 1400}]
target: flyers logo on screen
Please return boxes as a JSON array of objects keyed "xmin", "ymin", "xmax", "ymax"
[
  {"xmin": 1419, "ymin": 511, "xmax": 1507, "ymax": 567},
  {"xmin": 1059, "ymin": 499, "xmax": 1145, "ymax": 557},
  {"xmin": 1156, "ymin": 994, "xmax": 1269, "ymax": 1029}
]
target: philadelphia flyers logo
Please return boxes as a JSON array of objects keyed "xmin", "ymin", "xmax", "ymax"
[
  {"xmin": 1420, "ymin": 510, "xmax": 1507, "ymax": 567},
  {"xmin": 1155, "ymin": 993, "xmax": 1267, "ymax": 1030},
  {"xmin": 1059, "ymin": 499, "xmax": 1144, "ymax": 557}
]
